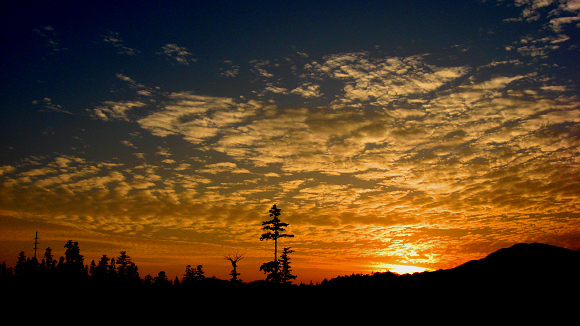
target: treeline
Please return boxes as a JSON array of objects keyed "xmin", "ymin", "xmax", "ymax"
[
  {"xmin": 2, "ymin": 205, "xmax": 300, "ymax": 292},
  {"xmin": 3, "ymin": 240, "xmax": 579, "ymax": 317},
  {"xmin": 0, "ymin": 240, "xmax": 216, "ymax": 289}
]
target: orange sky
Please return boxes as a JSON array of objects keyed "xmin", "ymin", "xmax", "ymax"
[{"xmin": 1, "ymin": 0, "xmax": 579, "ymax": 284}]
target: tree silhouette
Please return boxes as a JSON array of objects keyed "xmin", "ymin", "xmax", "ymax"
[
  {"xmin": 260, "ymin": 204, "xmax": 294, "ymax": 282},
  {"xmin": 182, "ymin": 264, "xmax": 195, "ymax": 283},
  {"xmin": 280, "ymin": 247, "xmax": 296, "ymax": 284},
  {"xmin": 14, "ymin": 251, "xmax": 27, "ymax": 276},
  {"xmin": 153, "ymin": 271, "xmax": 171, "ymax": 288},
  {"xmin": 108, "ymin": 257, "xmax": 116, "ymax": 277},
  {"xmin": 91, "ymin": 254, "xmax": 114, "ymax": 280},
  {"xmin": 192, "ymin": 265, "xmax": 205, "ymax": 281},
  {"xmin": 116, "ymin": 251, "xmax": 139, "ymax": 282},
  {"xmin": 62, "ymin": 240, "xmax": 85, "ymax": 274},
  {"xmin": 41, "ymin": 247, "xmax": 56, "ymax": 272},
  {"xmin": 0, "ymin": 261, "xmax": 11, "ymax": 277},
  {"xmin": 142, "ymin": 274, "xmax": 153, "ymax": 286},
  {"xmin": 89, "ymin": 260, "xmax": 97, "ymax": 276},
  {"xmin": 182, "ymin": 264, "xmax": 205, "ymax": 284},
  {"xmin": 27, "ymin": 257, "xmax": 39, "ymax": 275},
  {"xmin": 224, "ymin": 253, "xmax": 244, "ymax": 282},
  {"xmin": 259, "ymin": 260, "xmax": 280, "ymax": 282}
]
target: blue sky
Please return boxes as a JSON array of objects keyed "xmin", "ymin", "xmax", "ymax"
[{"xmin": 1, "ymin": 0, "xmax": 579, "ymax": 281}]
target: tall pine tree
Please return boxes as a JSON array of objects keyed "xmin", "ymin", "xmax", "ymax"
[{"xmin": 260, "ymin": 204, "xmax": 294, "ymax": 282}]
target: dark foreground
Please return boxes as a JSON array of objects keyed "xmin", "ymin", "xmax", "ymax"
[{"xmin": 3, "ymin": 243, "xmax": 578, "ymax": 321}]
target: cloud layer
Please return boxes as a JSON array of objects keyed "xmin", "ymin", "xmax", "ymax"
[
  {"xmin": 1, "ymin": 0, "xmax": 579, "ymax": 277},
  {"xmin": 4, "ymin": 44, "xmax": 579, "ymax": 271}
]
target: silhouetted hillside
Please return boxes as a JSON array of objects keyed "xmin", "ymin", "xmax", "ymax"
[
  {"xmin": 316, "ymin": 242, "xmax": 580, "ymax": 307},
  {"xmin": 387, "ymin": 242, "xmax": 579, "ymax": 312},
  {"xmin": 3, "ymin": 242, "xmax": 578, "ymax": 317},
  {"xmin": 449, "ymin": 243, "xmax": 580, "ymax": 277}
]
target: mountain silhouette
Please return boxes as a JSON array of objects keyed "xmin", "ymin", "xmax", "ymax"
[
  {"xmin": 446, "ymin": 242, "xmax": 580, "ymax": 279},
  {"xmin": 316, "ymin": 243, "xmax": 579, "ymax": 307},
  {"xmin": 416, "ymin": 242, "xmax": 580, "ymax": 310}
]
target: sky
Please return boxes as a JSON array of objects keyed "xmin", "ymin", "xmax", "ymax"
[{"xmin": 1, "ymin": 0, "xmax": 579, "ymax": 283}]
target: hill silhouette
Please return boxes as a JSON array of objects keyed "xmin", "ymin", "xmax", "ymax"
[
  {"xmin": 449, "ymin": 242, "xmax": 580, "ymax": 276},
  {"xmin": 424, "ymin": 243, "xmax": 579, "ymax": 298},
  {"xmin": 314, "ymin": 242, "xmax": 579, "ymax": 312},
  {"xmin": 3, "ymin": 242, "xmax": 578, "ymax": 319},
  {"xmin": 321, "ymin": 243, "xmax": 579, "ymax": 286}
]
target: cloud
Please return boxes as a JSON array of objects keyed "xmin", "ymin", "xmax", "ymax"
[
  {"xmin": 5, "ymin": 1, "xmax": 580, "ymax": 280},
  {"xmin": 291, "ymin": 83, "xmax": 321, "ymax": 98},
  {"xmin": 506, "ymin": 34, "xmax": 569, "ymax": 58},
  {"xmin": 504, "ymin": 0, "xmax": 580, "ymax": 35},
  {"xmin": 33, "ymin": 98, "xmax": 73, "ymax": 115},
  {"xmin": 90, "ymin": 100, "xmax": 147, "ymax": 121},
  {"xmin": 305, "ymin": 52, "xmax": 468, "ymax": 106},
  {"xmin": 33, "ymin": 26, "xmax": 66, "ymax": 54},
  {"xmin": 0, "ymin": 165, "xmax": 16, "ymax": 176},
  {"xmin": 220, "ymin": 60, "xmax": 240, "ymax": 77},
  {"xmin": 158, "ymin": 44, "xmax": 197, "ymax": 65},
  {"xmin": 137, "ymin": 93, "xmax": 266, "ymax": 143},
  {"xmin": 263, "ymin": 84, "xmax": 289, "ymax": 95},
  {"xmin": 198, "ymin": 162, "xmax": 251, "ymax": 174},
  {"xmin": 0, "ymin": 155, "xmax": 200, "ymax": 234},
  {"xmin": 7, "ymin": 39, "xmax": 577, "ymax": 272},
  {"xmin": 103, "ymin": 31, "xmax": 139, "ymax": 55},
  {"xmin": 120, "ymin": 140, "xmax": 137, "ymax": 148},
  {"xmin": 550, "ymin": 15, "xmax": 580, "ymax": 31},
  {"xmin": 82, "ymin": 50, "xmax": 579, "ymax": 219},
  {"xmin": 499, "ymin": 0, "xmax": 579, "ymax": 63},
  {"xmin": 250, "ymin": 59, "xmax": 274, "ymax": 77},
  {"xmin": 115, "ymin": 73, "xmax": 153, "ymax": 96}
]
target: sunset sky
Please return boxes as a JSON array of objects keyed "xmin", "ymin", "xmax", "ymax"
[{"xmin": 1, "ymin": 0, "xmax": 579, "ymax": 283}]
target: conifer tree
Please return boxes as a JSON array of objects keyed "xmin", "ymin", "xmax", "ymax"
[
  {"xmin": 63, "ymin": 240, "xmax": 84, "ymax": 274},
  {"xmin": 26, "ymin": 256, "xmax": 39, "ymax": 275},
  {"xmin": 0, "ymin": 261, "xmax": 11, "ymax": 276},
  {"xmin": 42, "ymin": 247, "xmax": 56, "ymax": 271},
  {"xmin": 116, "ymin": 251, "xmax": 139, "ymax": 282},
  {"xmin": 260, "ymin": 204, "xmax": 294, "ymax": 282},
  {"xmin": 108, "ymin": 257, "xmax": 116, "ymax": 277},
  {"xmin": 280, "ymin": 247, "xmax": 296, "ymax": 284},
  {"xmin": 182, "ymin": 264, "xmax": 205, "ymax": 284},
  {"xmin": 192, "ymin": 265, "xmax": 204, "ymax": 281},
  {"xmin": 89, "ymin": 260, "xmax": 97, "ymax": 276},
  {"xmin": 56, "ymin": 256, "xmax": 65, "ymax": 271},
  {"xmin": 153, "ymin": 271, "xmax": 171, "ymax": 288},
  {"xmin": 14, "ymin": 251, "xmax": 27, "ymax": 276},
  {"xmin": 182, "ymin": 264, "xmax": 195, "ymax": 284},
  {"xmin": 91, "ymin": 255, "xmax": 112, "ymax": 280}
]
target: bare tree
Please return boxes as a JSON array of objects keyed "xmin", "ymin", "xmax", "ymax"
[{"xmin": 224, "ymin": 252, "xmax": 245, "ymax": 282}]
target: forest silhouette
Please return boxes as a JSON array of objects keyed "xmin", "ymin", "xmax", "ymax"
[
  {"xmin": 1, "ymin": 207, "xmax": 578, "ymax": 317},
  {"xmin": 0, "ymin": 241, "xmax": 580, "ymax": 324},
  {"xmin": 2, "ymin": 241, "xmax": 578, "ymax": 314}
]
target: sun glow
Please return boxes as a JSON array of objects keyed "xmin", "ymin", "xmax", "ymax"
[{"xmin": 383, "ymin": 264, "xmax": 429, "ymax": 275}]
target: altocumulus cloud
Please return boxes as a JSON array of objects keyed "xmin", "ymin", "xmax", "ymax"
[
  {"xmin": 68, "ymin": 48, "xmax": 579, "ymax": 249},
  {"xmin": 2, "ymin": 0, "xmax": 579, "ymax": 272}
]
